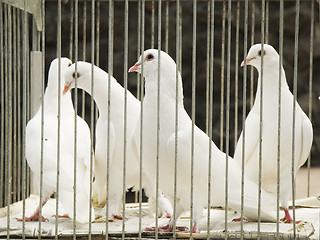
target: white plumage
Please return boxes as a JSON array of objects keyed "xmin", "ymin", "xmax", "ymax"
[
  {"xmin": 129, "ymin": 49, "xmax": 278, "ymax": 233},
  {"xmin": 233, "ymin": 43, "xmax": 313, "ymax": 223},
  {"xmin": 63, "ymin": 61, "xmax": 172, "ymax": 219},
  {"xmin": 25, "ymin": 58, "xmax": 95, "ymax": 223}
]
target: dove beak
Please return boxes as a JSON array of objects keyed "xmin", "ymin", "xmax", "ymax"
[
  {"xmin": 63, "ymin": 82, "xmax": 71, "ymax": 95},
  {"xmin": 128, "ymin": 61, "xmax": 141, "ymax": 73},
  {"xmin": 241, "ymin": 57, "xmax": 255, "ymax": 67}
]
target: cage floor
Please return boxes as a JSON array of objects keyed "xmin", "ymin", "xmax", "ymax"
[{"xmin": 0, "ymin": 195, "xmax": 319, "ymax": 239}]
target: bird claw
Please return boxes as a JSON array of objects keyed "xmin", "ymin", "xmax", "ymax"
[
  {"xmin": 280, "ymin": 216, "xmax": 301, "ymax": 224},
  {"xmin": 281, "ymin": 208, "xmax": 301, "ymax": 223},
  {"xmin": 16, "ymin": 216, "xmax": 48, "ymax": 222}
]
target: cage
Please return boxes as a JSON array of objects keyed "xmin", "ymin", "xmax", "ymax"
[{"xmin": 0, "ymin": 0, "xmax": 320, "ymax": 239}]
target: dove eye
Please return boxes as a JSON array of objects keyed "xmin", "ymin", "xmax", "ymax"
[
  {"xmin": 68, "ymin": 63, "xmax": 71, "ymax": 67},
  {"xmin": 72, "ymin": 72, "xmax": 80, "ymax": 79},
  {"xmin": 258, "ymin": 50, "xmax": 266, "ymax": 56},
  {"xmin": 146, "ymin": 54, "xmax": 154, "ymax": 61}
]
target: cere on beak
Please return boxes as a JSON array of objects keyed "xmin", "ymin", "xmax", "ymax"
[
  {"xmin": 240, "ymin": 57, "xmax": 255, "ymax": 67},
  {"xmin": 128, "ymin": 62, "xmax": 141, "ymax": 73},
  {"xmin": 63, "ymin": 83, "xmax": 71, "ymax": 95}
]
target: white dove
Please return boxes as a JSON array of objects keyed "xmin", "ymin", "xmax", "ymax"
[
  {"xmin": 129, "ymin": 49, "xmax": 278, "ymax": 233},
  {"xmin": 63, "ymin": 62, "xmax": 173, "ymax": 219},
  {"xmin": 233, "ymin": 43, "xmax": 313, "ymax": 223},
  {"xmin": 22, "ymin": 58, "xmax": 95, "ymax": 223}
]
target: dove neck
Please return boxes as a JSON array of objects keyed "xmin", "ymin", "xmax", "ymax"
[
  {"xmin": 80, "ymin": 77, "xmax": 110, "ymax": 119},
  {"xmin": 256, "ymin": 66, "xmax": 287, "ymax": 94},
  {"xmin": 45, "ymin": 78, "xmax": 74, "ymax": 111},
  {"xmin": 144, "ymin": 72, "xmax": 184, "ymax": 103}
]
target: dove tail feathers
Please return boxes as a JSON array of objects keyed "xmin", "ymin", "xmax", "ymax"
[
  {"xmin": 60, "ymin": 190, "xmax": 95, "ymax": 223},
  {"xmin": 228, "ymin": 179, "xmax": 278, "ymax": 222}
]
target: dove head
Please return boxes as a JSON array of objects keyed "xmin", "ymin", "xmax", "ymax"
[
  {"xmin": 47, "ymin": 57, "xmax": 72, "ymax": 91},
  {"xmin": 129, "ymin": 49, "xmax": 177, "ymax": 79},
  {"xmin": 129, "ymin": 49, "xmax": 184, "ymax": 101},
  {"xmin": 63, "ymin": 61, "xmax": 94, "ymax": 95},
  {"xmin": 242, "ymin": 44, "xmax": 279, "ymax": 71}
]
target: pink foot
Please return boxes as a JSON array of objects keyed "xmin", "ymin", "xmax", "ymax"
[
  {"xmin": 145, "ymin": 224, "xmax": 188, "ymax": 232},
  {"xmin": 16, "ymin": 198, "xmax": 49, "ymax": 222},
  {"xmin": 280, "ymin": 208, "xmax": 301, "ymax": 223},
  {"xmin": 192, "ymin": 223, "xmax": 198, "ymax": 233},
  {"xmin": 57, "ymin": 214, "xmax": 70, "ymax": 218},
  {"xmin": 232, "ymin": 217, "xmax": 248, "ymax": 222},
  {"xmin": 16, "ymin": 214, "xmax": 48, "ymax": 222}
]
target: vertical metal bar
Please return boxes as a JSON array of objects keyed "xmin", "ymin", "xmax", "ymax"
[
  {"xmin": 265, "ymin": 0, "xmax": 269, "ymax": 44},
  {"xmin": 89, "ymin": 1, "xmax": 96, "ymax": 239},
  {"xmin": 69, "ymin": 0, "xmax": 74, "ymax": 60},
  {"xmin": 122, "ymin": 0, "xmax": 129, "ymax": 239},
  {"xmin": 258, "ymin": 1, "xmax": 266, "ymax": 239},
  {"xmin": 6, "ymin": 5, "xmax": 13, "ymax": 239},
  {"xmin": 207, "ymin": 0, "xmax": 214, "ymax": 240},
  {"xmin": 249, "ymin": 1, "xmax": 255, "ymax": 108},
  {"xmin": 138, "ymin": 0, "xmax": 145, "ymax": 237},
  {"xmin": 106, "ymin": 0, "xmax": 113, "ymax": 238},
  {"xmin": 17, "ymin": 8, "xmax": 22, "ymax": 204},
  {"xmin": 291, "ymin": 0, "xmax": 300, "ymax": 237},
  {"xmin": 240, "ymin": 0, "xmax": 249, "ymax": 239},
  {"xmin": 81, "ymin": 0, "xmax": 87, "ymax": 120},
  {"xmin": 165, "ymin": 1, "xmax": 169, "ymax": 53},
  {"xmin": 96, "ymin": 0, "xmax": 100, "ymax": 67},
  {"xmin": 74, "ymin": 0, "xmax": 79, "ymax": 238},
  {"xmin": 21, "ymin": 0, "xmax": 28, "ymax": 237},
  {"xmin": 307, "ymin": 0, "xmax": 314, "ymax": 198},
  {"xmin": 26, "ymin": 0, "xmax": 31, "ymax": 199},
  {"xmin": 134, "ymin": 0, "xmax": 141, "ymax": 204},
  {"xmin": 234, "ymin": 1, "xmax": 240, "ymax": 151},
  {"xmin": 173, "ymin": 1, "xmax": 181, "ymax": 238},
  {"xmin": 95, "ymin": 0, "xmax": 100, "ymax": 122},
  {"xmin": 206, "ymin": 0, "xmax": 214, "ymax": 238},
  {"xmin": 55, "ymin": 1, "xmax": 62, "ymax": 239},
  {"xmin": 0, "ymin": 2, "xmax": 3, "ymax": 209},
  {"xmin": 155, "ymin": 1, "xmax": 161, "ymax": 239},
  {"xmin": 189, "ymin": 0, "xmax": 196, "ymax": 237},
  {"xmin": 277, "ymin": 0, "xmax": 284, "ymax": 238},
  {"xmin": 220, "ymin": 1, "xmax": 226, "ymax": 151},
  {"xmin": 224, "ymin": 1, "xmax": 232, "ymax": 239},
  {"xmin": 205, "ymin": 2, "xmax": 210, "ymax": 135},
  {"xmin": 179, "ymin": 3, "xmax": 182, "ymax": 74},
  {"xmin": 13, "ymin": 7, "xmax": 17, "ymax": 204},
  {"xmin": 151, "ymin": 0, "xmax": 154, "ymax": 49},
  {"xmin": 38, "ymin": 1, "xmax": 46, "ymax": 238},
  {"xmin": 136, "ymin": 1, "xmax": 142, "ymax": 101},
  {"xmin": 4, "ymin": 2, "xmax": 8, "ymax": 211}
]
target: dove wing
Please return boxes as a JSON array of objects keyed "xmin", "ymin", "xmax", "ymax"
[
  {"xmin": 234, "ymin": 112, "xmax": 260, "ymax": 166},
  {"xmin": 298, "ymin": 114, "xmax": 313, "ymax": 168}
]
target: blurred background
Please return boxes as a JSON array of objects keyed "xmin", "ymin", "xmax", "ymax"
[{"xmin": 44, "ymin": 0, "xmax": 320, "ymax": 165}]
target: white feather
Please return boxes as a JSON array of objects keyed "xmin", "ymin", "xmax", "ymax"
[
  {"xmin": 64, "ymin": 62, "xmax": 172, "ymax": 218},
  {"xmin": 234, "ymin": 43, "xmax": 313, "ymax": 219},
  {"xmin": 131, "ymin": 49, "xmax": 278, "ymax": 232},
  {"xmin": 26, "ymin": 58, "xmax": 94, "ymax": 223}
]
